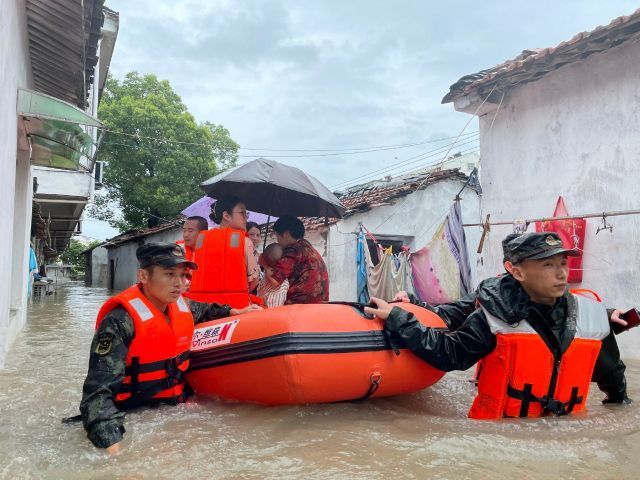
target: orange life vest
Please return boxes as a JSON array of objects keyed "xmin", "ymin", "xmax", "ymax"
[
  {"xmin": 95, "ymin": 284, "xmax": 194, "ymax": 409},
  {"xmin": 469, "ymin": 293, "xmax": 610, "ymax": 419},
  {"xmin": 186, "ymin": 227, "xmax": 251, "ymax": 308}
]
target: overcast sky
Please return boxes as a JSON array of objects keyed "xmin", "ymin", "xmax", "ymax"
[{"xmin": 85, "ymin": 0, "xmax": 639, "ymax": 240}]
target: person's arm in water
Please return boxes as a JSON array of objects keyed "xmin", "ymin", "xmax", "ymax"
[
  {"xmin": 365, "ymin": 297, "xmax": 495, "ymax": 371},
  {"xmin": 80, "ymin": 308, "xmax": 133, "ymax": 454},
  {"xmin": 393, "ymin": 290, "xmax": 479, "ymax": 331}
]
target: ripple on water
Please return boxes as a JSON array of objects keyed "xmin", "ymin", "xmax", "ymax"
[{"xmin": 0, "ymin": 281, "xmax": 638, "ymax": 480}]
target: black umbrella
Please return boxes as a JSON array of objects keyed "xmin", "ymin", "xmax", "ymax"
[{"xmin": 200, "ymin": 158, "xmax": 346, "ymax": 218}]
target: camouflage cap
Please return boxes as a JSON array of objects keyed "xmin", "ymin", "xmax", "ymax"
[
  {"xmin": 502, "ymin": 232, "xmax": 581, "ymax": 264},
  {"xmin": 136, "ymin": 242, "xmax": 198, "ymax": 270}
]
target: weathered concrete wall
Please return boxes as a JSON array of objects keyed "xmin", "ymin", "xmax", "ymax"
[
  {"xmin": 304, "ymin": 179, "xmax": 481, "ymax": 302},
  {"xmin": 91, "ymin": 246, "xmax": 109, "ymax": 288},
  {"xmin": 0, "ymin": 0, "xmax": 33, "ymax": 367},
  {"xmin": 108, "ymin": 227, "xmax": 182, "ymax": 291},
  {"xmin": 475, "ymin": 40, "xmax": 640, "ymax": 357}
]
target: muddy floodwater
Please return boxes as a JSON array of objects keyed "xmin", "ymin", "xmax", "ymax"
[{"xmin": 0, "ymin": 282, "xmax": 638, "ymax": 479}]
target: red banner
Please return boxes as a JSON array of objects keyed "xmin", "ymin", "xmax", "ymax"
[{"xmin": 535, "ymin": 197, "xmax": 585, "ymax": 284}]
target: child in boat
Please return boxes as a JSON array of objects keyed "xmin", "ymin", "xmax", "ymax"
[{"xmin": 257, "ymin": 243, "xmax": 290, "ymax": 308}]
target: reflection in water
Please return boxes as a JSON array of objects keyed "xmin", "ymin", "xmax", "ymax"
[{"xmin": 0, "ymin": 282, "xmax": 638, "ymax": 479}]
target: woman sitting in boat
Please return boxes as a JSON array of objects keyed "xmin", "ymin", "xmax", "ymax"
[
  {"xmin": 186, "ymin": 194, "xmax": 261, "ymax": 308},
  {"xmin": 266, "ymin": 215, "xmax": 329, "ymax": 304}
]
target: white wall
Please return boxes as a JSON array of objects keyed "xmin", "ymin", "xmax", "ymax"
[
  {"xmin": 91, "ymin": 246, "xmax": 109, "ymax": 287},
  {"xmin": 32, "ymin": 166, "xmax": 92, "ymax": 199},
  {"xmin": 473, "ymin": 40, "xmax": 640, "ymax": 357},
  {"xmin": 305, "ymin": 179, "xmax": 481, "ymax": 302},
  {"xmin": 108, "ymin": 227, "xmax": 182, "ymax": 291},
  {"xmin": 0, "ymin": 0, "xmax": 33, "ymax": 367}
]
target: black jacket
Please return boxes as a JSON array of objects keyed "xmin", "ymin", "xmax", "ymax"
[{"xmin": 387, "ymin": 275, "xmax": 627, "ymax": 400}]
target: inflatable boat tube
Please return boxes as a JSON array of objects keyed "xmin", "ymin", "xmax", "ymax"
[{"xmin": 187, "ymin": 302, "xmax": 446, "ymax": 405}]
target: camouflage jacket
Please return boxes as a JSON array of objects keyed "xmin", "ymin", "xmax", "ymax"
[{"xmin": 79, "ymin": 299, "xmax": 231, "ymax": 449}]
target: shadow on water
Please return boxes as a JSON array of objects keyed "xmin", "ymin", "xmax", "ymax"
[{"xmin": 0, "ymin": 281, "xmax": 638, "ymax": 479}]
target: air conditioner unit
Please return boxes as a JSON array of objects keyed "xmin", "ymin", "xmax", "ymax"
[{"xmin": 94, "ymin": 161, "xmax": 105, "ymax": 189}]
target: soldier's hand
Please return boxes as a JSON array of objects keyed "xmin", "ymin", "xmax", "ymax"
[
  {"xmin": 393, "ymin": 290, "xmax": 410, "ymax": 303},
  {"xmin": 610, "ymin": 309, "xmax": 628, "ymax": 327},
  {"xmin": 106, "ymin": 442, "xmax": 121, "ymax": 455},
  {"xmin": 230, "ymin": 304, "xmax": 263, "ymax": 316},
  {"xmin": 364, "ymin": 297, "xmax": 393, "ymax": 320}
]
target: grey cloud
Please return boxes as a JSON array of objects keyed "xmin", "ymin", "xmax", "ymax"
[{"xmin": 107, "ymin": 0, "xmax": 639, "ymax": 186}]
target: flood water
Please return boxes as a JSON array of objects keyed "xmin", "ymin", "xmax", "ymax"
[{"xmin": 0, "ymin": 281, "xmax": 638, "ymax": 479}]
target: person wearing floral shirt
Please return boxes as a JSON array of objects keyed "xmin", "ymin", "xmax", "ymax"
[{"xmin": 268, "ymin": 216, "xmax": 329, "ymax": 304}]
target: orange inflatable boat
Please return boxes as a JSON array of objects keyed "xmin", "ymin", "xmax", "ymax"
[{"xmin": 187, "ymin": 302, "xmax": 446, "ymax": 405}]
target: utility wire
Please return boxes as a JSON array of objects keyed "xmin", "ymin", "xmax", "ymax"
[
  {"xmin": 331, "ymin": 135, "xmax": 479, "ymax": 190},
  {"xmin": 100, "ymin": 134, "xmax": 478, "ymax": 159},
  {"xmin": 99, "ymin": 127, "xmax": 478, "ymax": 155},
  {"xmin": 368, "ymin": 83, "xmax": 498, "ymax": 232}
]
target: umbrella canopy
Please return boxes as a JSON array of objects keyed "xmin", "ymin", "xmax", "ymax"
[
  {"xmin": 200, "ymin": 158, "xmax": 346, "ymax": 218},
  {"xmin": 181, "ymin": 196, "xmax": 275, "ymax": 228}
]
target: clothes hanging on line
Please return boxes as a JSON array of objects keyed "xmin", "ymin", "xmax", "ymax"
[
  {"xmin": 356, "ymin": 231, "xmax": 370, "ymax": 304},
  {"xmin": 444, "ymin": 200, "xmax": 473, "ymax": 296},
  {"xmin": 363, "ymin": 242, "xmax": 414, "ymax": 301},
  {"xmin": 410, "ymin": 222, "xmax": 461, "ymax": 304}
]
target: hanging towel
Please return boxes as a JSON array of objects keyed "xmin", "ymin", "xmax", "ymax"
[
  {"xmin": 444, "ymin": 200, "xmax": 473, "ymax": 296},
  {"xmin": 356, "ymin": 231, "xmax": 370, "ymax": 304},
  {"xmin": 410, "ymin": 222, "xmax": 461, "ymax": 304}
]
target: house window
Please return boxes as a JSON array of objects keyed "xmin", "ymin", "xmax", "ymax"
[{"xmin": 366, "ymin": 234, "xmax": 413, "ymax": 265}]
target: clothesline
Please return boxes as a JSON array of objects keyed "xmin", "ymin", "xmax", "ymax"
[{"xmin": 462, "ymin": 208, "xmax": 640, "ymax": 227}]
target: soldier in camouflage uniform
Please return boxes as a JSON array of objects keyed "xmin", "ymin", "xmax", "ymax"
[{"xmin": 80, "ymin": 242, "xmax": 261, "ymax": 454}]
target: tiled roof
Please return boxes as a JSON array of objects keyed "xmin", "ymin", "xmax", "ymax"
[
  {"xmin": 300, "ymin": 168, "xmax": 471, "ymax": 231},
  {"xmin": 105, "ymin": 218, "xmax": 184, "ymax": 248},
  {"xmin": 442, "ymin": 8, "xmax": 640, "ymax": 104}
]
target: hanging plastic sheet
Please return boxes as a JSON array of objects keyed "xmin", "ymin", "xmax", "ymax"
[
  {"xmin": 444, "ymin": 200, "xmax": 473, "ymax": 296},
  {"xmin": 410, "ymin": 222, "xmax": 461, "ymax": 304},
  {"xmin": 356, "ymin": 231, "xmax": 370, "ymax": 304},
  {"xmin": 535, "ymin": 196, "xmax": 586, "ymax": 283}
]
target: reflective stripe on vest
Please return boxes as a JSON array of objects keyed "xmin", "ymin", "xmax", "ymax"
[
  {"xmin": 95, "ymin": 284, "xmax": 195, "ymax": 409},
  {"xmin": 469, "ymin": 293, "xmax": 609, "ymax": 420},
  {"xmin": 187, "ymin": 227, "xmax": 250, "ymax": 308}
]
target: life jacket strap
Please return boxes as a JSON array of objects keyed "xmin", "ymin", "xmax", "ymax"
[
  {"xmin": 117, "ymin": 351, "xmax": 190, "ymax": 409},
  {"xmin": 119, "ymin": 369, "xmax": 187, "ymax": 395},
  {"xmin": 124, "ymin": 350, "xmax": 190, "ymax": 376},
  {"xmin": 507, "ymin": 383, "xmax": 583, "ymax": 417}
]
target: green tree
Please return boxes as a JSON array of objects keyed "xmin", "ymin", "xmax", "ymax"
[
  {"xmin": 61, "ymin": 239, "xmax": 101, "ymax": 275},
  {"xmin": 89, "ymin": 72, "xmax": 238, "ymax": 231}
]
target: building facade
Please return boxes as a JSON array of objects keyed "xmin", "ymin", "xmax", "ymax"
[
  {"xmin": 265, "ymin": 167, "xmax": 482, "ymax": 302},
  {"xmin": 0, "ymin": 0, "xmax": 118, "ymax": 366},
  {"xmin": 105, "ymin": 222, "xmax": 182, "ymax": 291},
  {"xmin": 442, "ymin": 9, "xmax": 640, "ymax": 356}
]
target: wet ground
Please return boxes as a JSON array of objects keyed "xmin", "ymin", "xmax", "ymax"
[{"xmin": 0, "ymin": 281, "xmax": 638, "ymax": 479}]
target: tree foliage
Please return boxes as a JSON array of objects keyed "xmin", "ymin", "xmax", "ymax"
[
  {"xmin": 61, "ymin": 239, "xmax": 101, "ymax": 274},
  {"xmin": 89, "ymin": 72, "xmax": 238, "ymax": 231}
]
